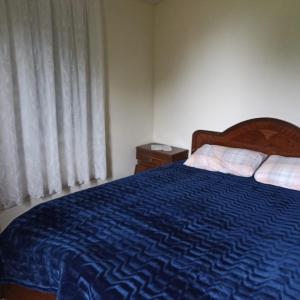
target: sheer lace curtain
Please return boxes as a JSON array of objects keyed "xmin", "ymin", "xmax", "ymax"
[{"xmin": 0, "ymin": 0, "xmax": 106, "ymax": 209}]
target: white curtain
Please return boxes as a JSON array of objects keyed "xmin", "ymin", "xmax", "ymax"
[{"xmin": 0, "ymin": 0, "xmax": 106, "ymax": 209}]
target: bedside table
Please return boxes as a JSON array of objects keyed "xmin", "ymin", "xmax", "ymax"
[{"xmin": 135, "ymin": 143, "xmax": 189, "ymax": 174}]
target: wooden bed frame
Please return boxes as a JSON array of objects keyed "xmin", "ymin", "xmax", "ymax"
[
  {"xmin": 1, "ymin": 117, "xmax": 300, "ymax": 300},
  {"xmin": 192, "ymin": 117, "xmax": 300, "ymax": 156}
]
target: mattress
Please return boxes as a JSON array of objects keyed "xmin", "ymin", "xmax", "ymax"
[{"xmin": 1, "ymin": 162, "xmax": 300, "ymax": 300}]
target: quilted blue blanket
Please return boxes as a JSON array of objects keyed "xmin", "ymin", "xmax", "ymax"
[{"xmin": 1, "ymin": 162, "xmax": 300, "ymax": 300}]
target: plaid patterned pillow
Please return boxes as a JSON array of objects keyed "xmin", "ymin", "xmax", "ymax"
[
  {"xmin": 255, "ymin": 155, "xmax": 300, "ymax": 191},
  {"xmin": 184, "ymin": 144, "xmax": 267, "ymax": 177}
]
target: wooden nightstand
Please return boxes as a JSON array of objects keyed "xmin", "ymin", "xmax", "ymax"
[{"xmin": 135, "ymin": 143, "xmax": 189, "ymax": 174}]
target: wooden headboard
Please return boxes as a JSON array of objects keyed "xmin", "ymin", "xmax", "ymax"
[{"xmin": 192, "ymin": 118, "xmax": 300, "ymax": 157}]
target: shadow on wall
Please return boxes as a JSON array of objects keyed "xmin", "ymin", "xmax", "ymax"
[{"xmin": 101, "ymin": 0, "xmax": 112, "ymax": 179}]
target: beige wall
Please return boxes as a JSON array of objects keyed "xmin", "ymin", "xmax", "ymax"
[
  {"xmin": 104, "ymin": 0, "xmax": 154, "ymax": 179},
  {"xmin": 153, "ymin": 0, "xmax": 300, "ymax": 149},
  {"xmin": 0, "ymin": 0, "xmax": 154, "ymax": 231}
]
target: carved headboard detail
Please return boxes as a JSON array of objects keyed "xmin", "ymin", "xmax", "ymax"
[{"xmin": 192, "ymin": 118, "xmax": 300, "ymax": 157}]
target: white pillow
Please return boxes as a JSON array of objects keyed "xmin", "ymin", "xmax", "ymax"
[
  {"xmin": 255, "ymin": 155, "xmax": 300, "ymax": 191},
  {"xmin": 184, "ymin": 144, "xmax": 267, "ymax": 177}
]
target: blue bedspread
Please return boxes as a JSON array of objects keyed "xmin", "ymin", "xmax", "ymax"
[{"xmin": 1, "ymin": 162, "xmax": 300, "ymax": 300}]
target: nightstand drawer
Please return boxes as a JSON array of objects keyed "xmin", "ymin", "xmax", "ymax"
[
  {"xmin": 136, "ymin": 151, "xmax": 168, "ymax": 166},
  {"xmin": 135, "ymin": 162, "xmax": 155, "ymax": 174}
]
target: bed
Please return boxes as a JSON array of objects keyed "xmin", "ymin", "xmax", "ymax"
[{"xmin": 1, "ymin": 117, "xmax": 300, "ymax": 300}]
